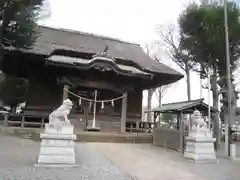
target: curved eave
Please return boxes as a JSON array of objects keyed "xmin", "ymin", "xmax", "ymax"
[
  {"xmin": 139, "ymin": 73, "xmax": 184, "ymax": 90},
  {"xmin": 154, "ymin": 73, "xmax": 184, "ymax": 86},
  {"xmin": 46, "ymin": 55, "xmax": 153, "ymax": 79}
]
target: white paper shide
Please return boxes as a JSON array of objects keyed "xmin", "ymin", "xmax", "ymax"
[
  {"xmin": 184, "ymin": 110, "xmax": 216, "ymax": 161},
  {"xmin": 36, "ymin": 99, "xmax": 77, "ymax": 167}
]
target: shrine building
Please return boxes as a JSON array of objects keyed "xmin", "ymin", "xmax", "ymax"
[{"xmin": 1, "ymin": 26, "xmax": 183, "ymax": 132}]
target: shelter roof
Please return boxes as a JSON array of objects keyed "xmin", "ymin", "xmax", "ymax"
[{"xmin": 148, "ymin": 98, "xmax": 218, "ymax": 115}]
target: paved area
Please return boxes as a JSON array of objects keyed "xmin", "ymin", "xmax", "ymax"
[
  {"xmin": 88, "ymin": 143, "xmax": 240, "ymax": 180},
  {"xmin": 1, "ymin": 134, "xmax": 240, "ymax": 180},
  {"xmin": 0, "ymin": 135, "xmax": 133, "ymax": 180},
  {"xmin": 217, "ymin": 142, "xmax": 240, "ymax": 158}
]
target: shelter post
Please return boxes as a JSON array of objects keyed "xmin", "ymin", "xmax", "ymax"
[
  {"xmin": 179, "ymin": 112, "xmax": 184, "ymax": 154},
  {"xmin": 120, "ymin": 92, "xmax": 128, "ymax": 133},
  {"xmin": 176, "ymin": 113, "xmax": 180, "ymax": 130},
  {"xmin": 154, "ymin": 112, "xmax": 159, "ymax": 128}
]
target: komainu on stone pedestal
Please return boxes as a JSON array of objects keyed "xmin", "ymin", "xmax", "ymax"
[
  {"xmin": 184, "ymin": 110, "xmax": 216, "ymax": 161},
  {"xmin": 35, "ymin": 99, "xmax": 77, "ymax": 167}
]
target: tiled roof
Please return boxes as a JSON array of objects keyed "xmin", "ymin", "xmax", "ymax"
[
  {"xmin": 32, "ymin": 26, "xmax": 183, "ymax": 78},
  {"xmin": 150, "ymin": 99, "xmax": 218, "ymax": 113}
]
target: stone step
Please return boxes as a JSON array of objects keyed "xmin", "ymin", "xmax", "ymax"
[
  {"xmin": 76, "ymin": 134, "xmax": 153, "ymax": 143},
  {"xmin": 39, "ymin": 147, "xmax": 75, "ymax": 155},
  {"xmin": 1, "ymin": 126, "xmax": 153, "ymax": 143},
  {"xmin": 37, "ymin": 154, "xmax": 75, "ymax": 164},
  {"xmin": 70, "ymin": 119, "xmax": 121, "ymax": 131},
  {"xmin": 30, "ymin": 131, "xmax": 152, "ymax": 143}
]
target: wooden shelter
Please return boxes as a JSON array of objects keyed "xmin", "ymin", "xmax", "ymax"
[
  {"xmin": 1, "ymin": 26, "xmax": 183, "ymax": 132},
  {"xmin": 150, "ymin": 99, "xmax": 219, "ymax": 153}
]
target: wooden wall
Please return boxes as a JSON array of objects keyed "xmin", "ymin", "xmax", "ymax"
[
  {"xmin": 25, "ymin": 79, "xmax": 142, "ymax": 122},
  {"xmin": 25, "ymin": 79, "xmax": 62, "ymax": 111},
  {"xmin": 127, "ymin": 90, "xmax": 142, "ymax": 116}
]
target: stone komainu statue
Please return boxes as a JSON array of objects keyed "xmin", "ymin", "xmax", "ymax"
[
  {"xmin": 49, "ymin": 99, "xmax": 73, "ymax": 126},
  {"xmin": 191, "ymin": 110, "xmax": 208, "ymax": 132}
]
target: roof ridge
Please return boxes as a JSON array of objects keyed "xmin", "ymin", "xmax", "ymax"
[
  {"xmin": 39, "ymin": 25, "xmax": 140, "ymax": 46},
  {"xmin": 162, "ymin": 98, "xmax": 204, "ymax": 106}
]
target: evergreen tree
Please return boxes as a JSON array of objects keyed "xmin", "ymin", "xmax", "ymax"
[
  {"xmin": 178, "ymin": 2, "xmax": 240, "ymax": 120},
  {"xmin": 0, "ymin": 0, "xmax": 45, "ymax": 112}
]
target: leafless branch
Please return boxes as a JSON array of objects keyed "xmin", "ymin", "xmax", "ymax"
[
  {"xmin": 154, "ymin": 84, "xmax": 172, "ymax": 100},
  {"xmin": 156, "ymin": 26, "xmax": 186, "ymax": 71},
  {"xmin": 161, "ymin": 84, "xmax": 172, "ymax": 95}
]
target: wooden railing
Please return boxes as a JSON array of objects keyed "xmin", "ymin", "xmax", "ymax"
[
  {"xmin": 126, "ymin": 121, "xmax": 158, "ymax": 133},
  {"xmin": 3, "ymin": 113, "xmax": 47, "ymax": 128},
  {"xmin": 2, "ymin": 112, "xmax": 155, "ymax": 134}
]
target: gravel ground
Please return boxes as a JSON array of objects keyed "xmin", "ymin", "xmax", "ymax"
[
  {"xmin": 88, "ymin": 143, "xmax": 240, "ymax": 180},
  {"xmin": 0, "ymin": 135, "xmax": 133, "ymax": 180},
  {"xmin": 1, "ymin": 134, "xmax": 240, "ymax": 180}
]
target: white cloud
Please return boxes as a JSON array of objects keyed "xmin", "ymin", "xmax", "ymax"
[{"xmin": 41, "ymin": 0, "xmax": 189, "ymax": 44}]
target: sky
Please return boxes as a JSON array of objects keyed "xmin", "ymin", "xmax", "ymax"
[{"xmin": 40, "ymin": 0, "xmax": 214, "ymax": 108}]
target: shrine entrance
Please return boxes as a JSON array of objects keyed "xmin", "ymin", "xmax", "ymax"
[{"xmin": 65, "ymin": 86, "xmax": 127, "ymax": 132}]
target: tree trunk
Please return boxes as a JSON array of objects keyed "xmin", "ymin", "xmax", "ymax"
[
  {"xmin": 185, "ymin": 65, "xmax": 191, "ymax": 101},
  {"xmin": 0, "ymin": 2, "xmax": 9, "ymax": 64},
  {"xmin": 146, "ymin": 89, "xmax": 154, "ymax": 130},
  {"xmin": 211, "ymin": 70, "xmax": 220, "ymax": 150},
  {"xmin": 157, "ymin": 88, "xmax": 163, "ymax": 124},
  {"xmin": 147, "ymin": 89, "xmax": 154, "ymax": 122},
  {"xmin": 158, "ymin": 88, "xmax": 162, "ymax": 107},
  {"xmin": 185, "ymin": 65, "xmax": 192, "ymax": 129}
]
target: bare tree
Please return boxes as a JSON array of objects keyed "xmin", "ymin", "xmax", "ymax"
[
  {"xmin": 154, "ymin": 84, "xmax": 172, "ymax": 107},
  {"xmin": 143, "ymin": 44, "xmax": 173, "ymax": 123},
  {"xmin": 152, "ymin": 55, "xmax": 173, "ymax": 107},
  {"xmin": 144, "ymin": 44, "xmax": 156, "ymax": 123},
  {"xmin": 156, "ymin": 25, "xmax": 196, "ymax": 101}
]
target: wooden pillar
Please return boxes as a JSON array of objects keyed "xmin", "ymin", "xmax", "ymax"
[
  {"xmin": 4, "ymin": 115, "xmax": 8, "ymax": 126},
  {"xmin": 21, "ymin": 116, "xmax": 25, "ymax": 128},
  {"xmin": 41, "ymin": 118, "xmax": 44, "ymax": 128},
  {"xmin": 179, "ymin": 112, "xmax": 184, "ymax": 154},
  {"xmin": 136, "ymin": 120, "xmax": 140, "ymax": 130},
  {"xmin": 120, "ymin": 92, "xmax": 128, "ymax": 133},
  {"xmin": 62, "ymin": 85, "xmax": 69, "ymax": 102},
  {"xmin": 130, "ymin": 123, "xmax": 133, "ymax": 132}
]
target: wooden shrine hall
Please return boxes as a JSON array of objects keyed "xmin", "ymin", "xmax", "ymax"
[{"xmin": 1, "ymin": 26, "xmax": 183, "ymax": 132}]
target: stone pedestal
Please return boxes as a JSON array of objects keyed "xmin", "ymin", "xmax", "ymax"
[
  {"xmin": 184, "ymin": 131, "xmax": 216, "ymax": 161},
  {"xmin": 35, "ymin": 123, "xmax": 76, "ymax": 167}
]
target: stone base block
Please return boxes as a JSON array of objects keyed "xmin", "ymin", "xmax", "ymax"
[
  {"xmin": 184, "ymin": 151, "xmax": 216, "ymax": 161},
  {"xmin": 184, "ymin": 135, "xmax": 216, "ymax": 162},
  {"xmin": 36, "ymin": 124, "xmax": 76, "ymax": 167},
  {"xmin": 44, "ymin": 123, "xmax": 75, "ymax": 134},
  {"xmin": 34, "ymin": 163, "xmax": 77, "ymax": 168}
]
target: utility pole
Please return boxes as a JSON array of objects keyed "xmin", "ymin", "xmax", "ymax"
[{"xmin": 223, "ymin": 0, "xmax": 233, "ymax": 157}]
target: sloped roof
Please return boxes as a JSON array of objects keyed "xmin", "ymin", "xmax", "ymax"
[
  {"xmin": 149, "ymin": 98, "xmax": 218, "ymax": 114},
  {"xmin": 32, "ymin": 26, "xmax": 182, "ymax": 78}
]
